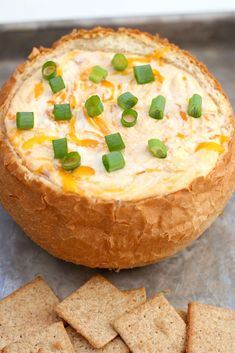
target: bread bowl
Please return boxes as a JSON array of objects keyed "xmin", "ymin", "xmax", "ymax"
[{"xmin": 0, "ymin": 27, "xmax": 234, "ymax": 269}]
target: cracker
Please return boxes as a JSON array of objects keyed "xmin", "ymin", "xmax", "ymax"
[
  {"xmin": 56, "ymin": 275, "xmax": 142, "ymax": 348},
  {"xmin": 187, "ymin": 302, "xmax": 235, "ymax": 353},
  {"xmin": 124, "ymin": 288, "xmax": 146, "ymax": 310},
  {"xmin": 0, "ymin": 276, "xmax": 59, "ymax": 349},
  {"xmin": 67, "ymin": 326, "xmax": 129, "ymax": 353},
  {"xmin": 176, "ymin": 309, "xmax": 187, "ymax": 323},
  {"xmin": 113, "ymin": 294, "xmax": 186, "ymax": 353},
  {"xmin": 3, "ymin": 322, "xmax": 75, "ymax": 353}
]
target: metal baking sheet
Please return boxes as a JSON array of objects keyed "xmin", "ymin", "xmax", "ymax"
[{"xmin": 0, "ymin": 13, "xmax": 235, "ymax": 310}]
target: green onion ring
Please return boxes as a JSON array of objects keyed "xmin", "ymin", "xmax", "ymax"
[
  {"xmin": 121, "ymin": 109, "xmax": 138, "ymax": 127},
  {"xmin": 42, "ymin": 61, "xmax": 57, "ymax": 80}
]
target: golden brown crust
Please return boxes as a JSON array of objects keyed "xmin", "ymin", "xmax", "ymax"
[{"xmin": 0, "ymin": 27, "xmax": 234, "ymax": 269}]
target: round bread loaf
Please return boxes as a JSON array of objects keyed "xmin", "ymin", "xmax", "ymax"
[{"xmin": 0, "ymin": 27, "xmax": 234, "ymax": 269}]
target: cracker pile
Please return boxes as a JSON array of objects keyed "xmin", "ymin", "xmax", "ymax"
[{"xmin": 0, "ymin": 275, "xmax": 234, "ymax": 353}]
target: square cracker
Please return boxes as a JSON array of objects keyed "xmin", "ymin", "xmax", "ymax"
[
  {"xmin": 187, "ymin": 302, "xmax": 235, "ymax": 353},
  {"xmin": 113, "ymin": 294, "xmax": 186, "ymax": 353},
  {"xmin": 3, "ymin": 322, "xmax": 75, "ymax": 353},
  {"xmin": 56, "ymin": 275, "xmax": 142, "ymax": 349},
  {"xmin": 124, "ymin": 288, "xmax": 146, "ymax": 310},
  {"xmin": 67, "ymin": 326, "xmax": 129, "ymax": 353},
  {"xmin": 0, "ymin": 276, "xmax": 59, "ymax": 349},
  {"xmin": 176, "ymin": 309, "xmax": 187, "ymax": 323}
]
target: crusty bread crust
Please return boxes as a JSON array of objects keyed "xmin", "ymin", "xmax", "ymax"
[{"xmin": 0, "ymin": 27, "xmax": 234, "ymax": 269}]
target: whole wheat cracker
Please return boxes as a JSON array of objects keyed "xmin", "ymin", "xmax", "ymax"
[
  {"xmin": 56, "ymin": 275, "xmax": 144, "ymax": 349},
  {"xmin": 187, "ymin": 302, "xmax": 235, "ymax": 353},
  {"xmin": 113, "ymin": 294, "xmax": 186, "ymax": 353},
  {"xmin": 64, "ymin": 287, "xmax": 146, "ymax": 353},
  {"xmin": 0, "ymin": 277, "xmax": 59, "ymax": 350},
  {"xmin": 124, "ymin": 288, "xmax": 146, "ymax": 310},
  {"xmin": 176, "ymin": 309, "xmax": 187, "ymax": 323},
  {"xmin": 67, "ymin": 326, "xmax": 129, "ymax": 353},
  {"xmin": 2, "ymin": 322, "xmax": 75, "ymax": 353}
]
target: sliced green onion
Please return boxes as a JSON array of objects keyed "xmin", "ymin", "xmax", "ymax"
[
  {"xmin": 187, "ymin": 94, "xmax": 202, "ymax": 118},
  {"xmin": 53, "ymin": 104, "xmax": 72, "ymax": 121},
  {"xmin": 134, "ymin": 64, "xmax": 155, "ymax": 84},
  {"xmin": 42, "ymin": 61, "xmax": 57, "ymax": 80},
  {"xmin": 102, "ymin": 151, "xmax": 125, "ymax": 172},
  {"xmin": 111, "ymin": 53, "xmax": 128, "ymax": 71},
  {"xmin": 52, "ymin": 138, "xmax": 68, "ymax": 159},
  {"xmin": 89, "ymin": 65, "xmax": 108, "ymax": 83},
  {"xmin": 121, "ymin": 109, "xmax": 138, "ymax": 127},
  {"xmin": 49, "ymin": 76, "xmax": 65, "ymax": 94},
  {"xmin": 105, "ymin": 132, "xmax": 125, "ymax": 152},
  {"xmin": 117, "ymin": 92, "xmax": 138, "ymax": 110},
  {"xmin": 85, "ymin": 95, "xmax": 104, "ymax": 117},
  {"xmin": 16, "ymin": 112, "xmax": 34, "ymax": 129},
  {"xmin": 148, "ymin": 139, "xmax": 168, "ymax": 159},
  {"xmin": 149, "ymin": 95, "xmax": 166, "ymax": 120},
  {"xmin": 61, "ymin": 152, "xmax": 81, "ymax": 171}
]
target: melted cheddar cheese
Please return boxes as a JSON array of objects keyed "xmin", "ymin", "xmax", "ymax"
[{"xmin": 5, "ymin": 49, "xmax": 232, "ymax": 201}]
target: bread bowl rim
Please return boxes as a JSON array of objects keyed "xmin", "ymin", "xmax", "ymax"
[{"xmin": 0, "ymin": 27, "xmax": 234, "ymax": 269}]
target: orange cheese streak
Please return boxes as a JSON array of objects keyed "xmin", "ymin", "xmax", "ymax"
[
  {"xmin": 69, "ymin": 117, "xmax": 99, "ymax": 148},
  {"xmin": 59, "ymin": 166, "xmax": 95, "ymax": 193},
  {"xmin": 195, "ymin": 142, "xmax": 224, "ymax": 153},
  {"xmin": 22, "ymin": 136, "xmax": 57, "ymax": 150},
  {"xmin": 59, "ymin": 169, "xmax": 76, "ymax": 193},
  {"xmin": 100, "ymin": 80, "xmax": 115, "ymax": 102},
  {"xmin": 69, "ymin": 95, "xmax": 77, "ymax": 109},
  {"xmin": 113, "ymin": 69, "xmax": 130, "ymax": 76},
  {"xmin": 151, "ymin": 47, "xmax": 170, "ymax": 61},
  {"xmin": 128, "ymin": 47, "xmax": 169, "ymax": 68},
  {"xmin": 180, "ymin": 111, "xmax": 187, "ymax": 121},
  {"xmin": 74, "ymin": 166, "xmax": 95, "ymax": 177},
  {"xmin": 47, "ymin": 99, "xmax": 55, "ymax": 105},
  {"xmin": 56, "ymin": 91, "xmax": 67, "ymax": 101},
  {"xmin": 152, "ymin": 69, "xmax": 164, "ymax": 83},
  {"xmin": 83, "ymin": 108, "xmax": 109, "ymax": 135},
  {"xmin": 118, "ymin": 47, "xmax": 169, "ymax": 75},
  {"xmin": 210, "ymin": 134, "xmax": 229, "ymax": 143},
  {"xmin": 177, "ymin": 133, "xmax": 185, "ymax": 139},
  {"xmin": 34, "ymin": 82, "xmax": 44, "ymax": 99},
  {"xmin": 220, "ymin": 135, "xmax": 229, "ymax": 143},
  {"xmin": 80, "ymin": 68, "xmax": 90, "ymax": 81},
  {"xmin": 151, "ymin": 47, "xmax": 170, "ymax": 66},
  {"xmin": 56, "ymin": 67, "xmax": 63, "ymax": 76}
]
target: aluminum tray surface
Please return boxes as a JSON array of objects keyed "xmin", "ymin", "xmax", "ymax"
[{"xmin": 0, "ymin": 14, "xmax": 234, "ymax": 310}]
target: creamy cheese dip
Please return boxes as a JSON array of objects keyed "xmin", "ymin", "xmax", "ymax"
[{"xmin": 5, "ymin": 49, "xmax": 232, "ymax": 200}]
